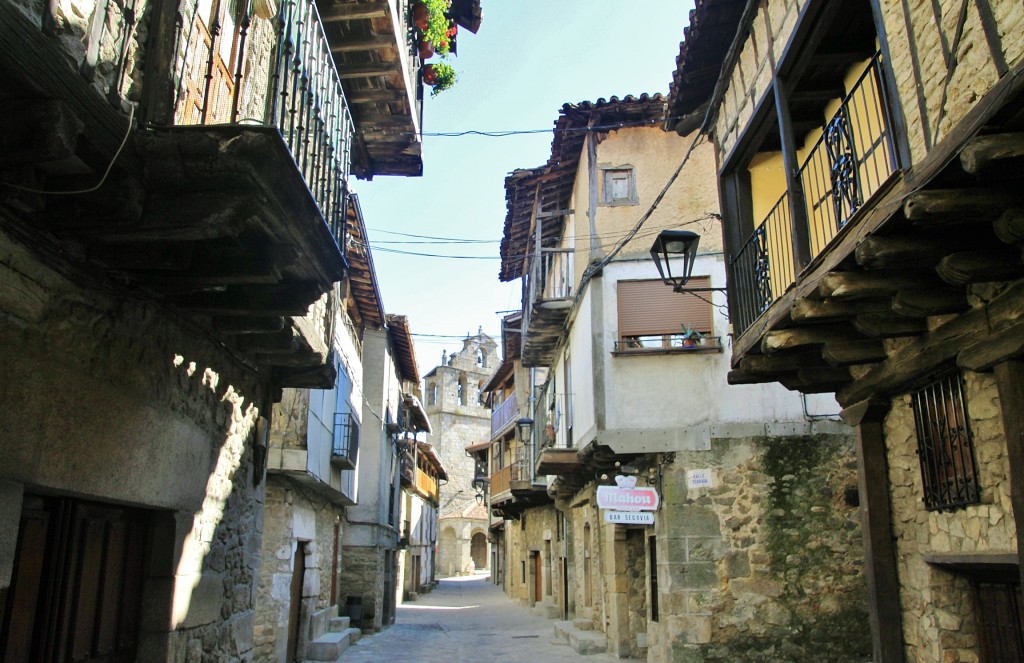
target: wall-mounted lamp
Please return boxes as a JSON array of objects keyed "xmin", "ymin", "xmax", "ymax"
[
  {"xmin": 515, "ymin": 417, "xmax": 534, "ymax": 444},
  {"xmin": 649, "ymin": 230, "xmax": 728, "ymax": 294}
]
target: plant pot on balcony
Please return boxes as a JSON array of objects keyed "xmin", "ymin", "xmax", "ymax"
[
  {"xmin": 412, "ymin": 2, "xmax": 429, "ymax": 30},
  {"xmin": 418, "ymin": 38, "xmax": 435, "ymax": 61},
  {"xmin": 422, "ymin": 62, "xmax": 456, "ymax": 95}
]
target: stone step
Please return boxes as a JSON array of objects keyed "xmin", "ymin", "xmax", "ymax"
[
  {"xmin": 305, "ymin": 631, "xmax": 351, "ymax": 661},
  {"xmin": 343, "ymin": 627, "xmax": 361, "ymax": 644},
  {"xmin": 328, "ymin": 616, "xmax": 351, "ymax": 632},
  {"xmin": 572, "ymin": 618, "xmax": 594, "ymax": 631},
  {"xmin": 568, "ymin": 630, "xmax": 607, "ymax": 656},
  {"xmin": 553, "ymin": 621, "xmax": 573, "ymax": 642}
]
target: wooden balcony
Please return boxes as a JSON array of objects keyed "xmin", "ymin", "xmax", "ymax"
[
  {"xmin": 0, "ymin": 0, "xmax": 364, "ymax": 388},
  {"xmin": 413, "ymin": 467, "xmax": 439, "ymax": 503},
  {"xmin": 522, "ymin": 247, "xmax": 574, "ymax": 367},
  {"xmin": 489, "ymin": 461, "xmax": 549, "ymax": 519},
  {"xmin": 491, "ymin": 393, "xmax": 517, "ymax": 438}
]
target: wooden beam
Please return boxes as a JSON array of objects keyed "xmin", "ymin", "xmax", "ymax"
[
  {"xmin": 762, "ymin": 325, "xmax": 863, "ymax": 354},
  {"xmin": 936, "ymin": 250, "xmax": 1024, "ymax": 285},
  {"xmin": 958, "ymin": 320, "xmax": 1024, "ymax": 372},
  {"xmin": 903, "ymin": 189, "xmax": 1020, "ymax": 224},
  {"xmin": 822, "ymin": 339, "xmax": 888, "ymax": 366},
  {"xmin": 727, "ymin": 369, "xmax": 773, "ymax": 385},
  {"xmin": 854, "ymin": 235, "xmax": 957, "ymax": 270},
  {"xmin": 172, "ymin": 283, "xmax": 323, "ymax": 316},
  {"xmin": 853, "ymin": 314, "xmax": 928, "ymax": 338},
  {"xmin": 818, "ymin": 271, "xmax": 938, "ymax": 300},
  {"xmin": 235, "ymin": 329, "xmax": 300, "ymax": 354},
  {"xmin": 335, "ymin": 63, "xmax": 397, "ymax": 79},
  {"xmin": 740, "ymin": 348, "xmax": 824, "ymax": 374},
  {"xmin": 330, "ymin": 34, "xmax": 394, "ymax": 53},
  {"xmin": 994, "ymin": 209, "xmax": 1024, "ymax": 245},
  {"xmin": 960, "ymin": 133, "xmax": 1024, "ymax": 174},
  {"xmin": 840, "ymin": 399, "xmax": 905, "ymax": 663},
  {"xmin": 345, "ymin": 87, "xmax": 406, "ymax": 104},
  {"xmin": 791, "ymin": 297, "xmax": 892, "ymax": 322},
  {"xmin": 891, "ymin": 289, "xmax": 969, "ymax": 317},
  {"xmin": 92, "ymin": 242, "xmax": 195, "ymax": 270},
  {"xmin": 213, "ymin": 316, "xmax": 286, "ymax": 334},
  {"xmin": 319, "ymin": 0, "xmax": 389, "ymax": 22},
  {"xmin": 993, "ymin": 361, "xmax": 1024, "ymax": 593}
]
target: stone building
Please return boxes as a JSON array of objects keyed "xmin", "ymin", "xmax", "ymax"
[
  {"xmin": 423, "ymin": 330, "xmax": 498, "ymax": 576},
  {"xmin": 488, "ymin": 94, "xmax": 872, "ymax": 661},
  {"xmin": 0, "ymin": 0, "xmax": 473, "ymax": 657},
  {"xmin": 668, "ymin": 0, "xmax": 1024, "ymax": 660},
  {"xmin": 340, "ymin": 313, "xmax": 428, "ymax": 633},
  {"xmin": 398, "ymin": 439, "xmax": 446, "ymax": 600}
]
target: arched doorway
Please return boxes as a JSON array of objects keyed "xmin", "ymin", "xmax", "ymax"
[{"xmin": 470, "ymin": 531, "xmax": 487, "ymax": 570}]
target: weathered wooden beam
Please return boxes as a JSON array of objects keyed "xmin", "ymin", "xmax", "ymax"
[
  {"xmin": 778, "ymin": 374, "xmax": 848, "ymax": 393},
  {"xmin": 993, "ymin": 361, "xmax": 1024, "ymax": 592},
  {"xmin": 319, "ymin": 0, "xmax": 389, "ymax": 22},
  {"xmin": 854, "ymin": 235, "xmax": 956, "ymax": 270},
  {"xmin": 739, "ymin": 349, "xmax": 824, "ymax": 374},
  {"xmin": 960, "ymin": 133, "xmax": 1024, "ymax": 174},
  {"xmin": 727, "ymin": 370, "xmax": 773, "ymax": 385},
  {"xmin": 345, "ymin": 87, "xmax": 406, "ymax": 104},
  {"xmin": 822, "ymin": 340, "xmax": 888, "ymax": 366},
  {"xmin": 93, "ymin": 242, "xmax": 195, "ymax": 270},
  {"xmin": 903, "ymin": 189, "xmax": 1020, "ymax": 224},
  {"xmin": 761, "ymin": 325, "xmax": 863, "ymax": 354},
  {"xmin": 818, "ymin": 271, "xmax": 938, "ymax": 300},
  {"xmin": 0, "ymin": 99, "xmax": 82, "ymax": 166},
  {"xmin": 840, "ymin": 399, "xmax": 905, "ymax": 663},
  {"xmin": 891, "ymin": 289, "xmax": 969, "ymax": 317},
  {"xmin": 172, "ymin": 283, "xmax": 323, "ymax": 316},
  {"xmin": 791, "ymin": 298, "xmax": 892, "ymax": 322},
  {"xmin": 235, "ymin": 329, "xmax": 300, "ymax": 354},
  {"xmin": 936, "ymin": 250, "xmax": 1024, "ymax": 285},
  {"xmin": 958, "ymin": 320, "xmax": 1024, "ymax": 372},
  {"xmin": 853, "ymin": 314, "xmax": 928, "ymax": 338},
  {"xmin": 993, "ymin": 209, "xmax": 1024, "ymax": 245},
  {"xmin": 330, "ymin": 34, "xmax": 394, "ymax": 53},
  {"xmin": 335, "ymin": 63, "xmax": 397, "ymax": 79},
  {"xmin": 214, "ymin": 316, "xmax": 286, "ymax": 334}
]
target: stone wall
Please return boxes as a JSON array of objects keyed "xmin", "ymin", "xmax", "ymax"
[
  {"xmin": 884, "ymin": 370, "xmax": 1015, "ymax": 663},
  {"xmin": 1, "ymin": 223, "xmax": 267, "ymax": 661},
  {"xmin": 504, "ymin": 506, "xmax": 561, "ymax": 606},
  {"xmin": 340, "ymin": 542, "xmax": 385, "ymax": 630}
]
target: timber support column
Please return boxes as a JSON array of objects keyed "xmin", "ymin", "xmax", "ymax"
[
  {"xmin": 841, "ymin": 398, "xmax": 904, "ymax": 663},
  {"xmin": 993, "ymin": 360, "xmax": 1024, "ymax": 589}
]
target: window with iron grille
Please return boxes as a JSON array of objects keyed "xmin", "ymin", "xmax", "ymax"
[
  {"xmin": 332, "ymin": 412, "xmax": 359, "ymax": 465},
  {"xmin": 911, "ymin": 372, "xmax": 979, "ymax": 511}
]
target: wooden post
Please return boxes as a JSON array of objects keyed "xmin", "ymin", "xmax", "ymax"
[
  {"xmin": 841, "ymin": 398, "xmax": 905, "ymax": 663},
  {"xmin": 993, "ymin": 361, "xmax": 1024, "ymax": 591}
]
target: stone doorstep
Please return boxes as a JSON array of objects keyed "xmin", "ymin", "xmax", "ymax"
[
  {"xmin": 553, "ymin": 621, "xmax": 607, "ymax": 656},
  {"xmin": 572, "ymin": 618, "xmax": 594, "ymax": 631},
  {"xmin": 328, "ymin": 616, "xmax": 351, "ymax": 632},
  {"xmin": 304, "ymin": 627, "xmax": 361, "ymax": 662},
  {"xmin": 531, "ymin": 601, "xmax": 560, "ymax": 620}
]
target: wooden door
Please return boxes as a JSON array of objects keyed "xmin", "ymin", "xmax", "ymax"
[
  {"xmin": 286, "ymin": 543, "xmax": 306, "ymax": 663},
  {"xmin": 0, "ymin": 496, "xmax": 147, "ymax": 663}
]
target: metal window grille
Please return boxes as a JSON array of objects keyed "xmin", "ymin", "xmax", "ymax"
[
  {"xmin": 332, "ymin": 412, "xmax": 359, "ymax": 464},
  {"xmin": 911, "ymin": 372, "xmax": 980, "ymax": 511}
]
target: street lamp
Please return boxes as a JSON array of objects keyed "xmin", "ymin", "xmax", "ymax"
[
  {"xmin": 649, "ymin": 230, "xmax": 728, "ymax": 293},
  {"xmin": 515, "ymin": 417, "xmax": 534, "ymax": 444}
]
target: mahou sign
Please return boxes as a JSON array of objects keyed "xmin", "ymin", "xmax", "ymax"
[{"xmin": 596, "ymin": 485, "xmax": 660, "ymax": 512}]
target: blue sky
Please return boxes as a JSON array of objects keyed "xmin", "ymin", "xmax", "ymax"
[{"xmin": 352, "ymin": 1, "xmax": 695, "ymax": 375}]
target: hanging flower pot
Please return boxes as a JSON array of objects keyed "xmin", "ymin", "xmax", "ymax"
[
  {"xmin": 418, "ymin": 38, "xmax": 435, "ymax": 61},
  {"xmin": 422, "ymin": 61, "xmax": 456, "ymax": 96},
  {"xmin": 412, "ymin": 2, "xmax": 429, "ymax": 30},
  {"xmin": 422, "ymin": 63, "xmax": 439, "ymax": 85}
]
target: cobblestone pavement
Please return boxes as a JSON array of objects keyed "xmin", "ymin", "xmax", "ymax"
[{"xmin": 337, "ymin": 573, "xmax": 620, "ymax": 663}]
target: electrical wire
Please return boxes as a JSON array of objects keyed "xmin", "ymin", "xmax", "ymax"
[{"xmin": 395, "ymin": 114, "xmax": 692, "ymax": 139}]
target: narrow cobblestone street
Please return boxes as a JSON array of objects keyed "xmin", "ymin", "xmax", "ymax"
[{"xmin": 338, "ymin": 573, "xmax": 620, "ymax": 663}]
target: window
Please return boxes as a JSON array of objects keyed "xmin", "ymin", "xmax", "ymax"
[
  {"xmin": 617, "ymin": 277, "xmax": 713, "ymax": 347},
  {"xmin": 911, "ymin": 372, "xmax": 980, "ymax": 511},
  {"xmin": 601, "ymin": 167, "xmax": 637, "ymax": 206},
  {"xmin": 649, "ymin": 536, "xmax": 659, "ymax": 622},
  {"xmin": 427, "ymin": 382, "xmax": 437, "ymax": 406},
  {"xmin": 458, "ymin": 372, "xmax": 467, "ymax": 406}
]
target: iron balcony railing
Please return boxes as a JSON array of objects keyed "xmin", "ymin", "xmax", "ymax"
[
  {"xmin": 535, "ymin": 387, "xmax": 573, "ymax": 453},
  {"xmin": 172, "ymin": 0, "xmax": 354, "ymax": 246},
  {"xmin": 490, "ymin": 393, "xmax": 517, "ymax": 438},
  {"xmin": 331, "ymin": 412, "xmax": 359, "ymax": 468},
  {"xmin": 731, "ymin": 52, "xmax": 898, "ymax": 335},
  {"xmin": 521, "ymin": 246, "xmax": 574, "ymax": 349}
]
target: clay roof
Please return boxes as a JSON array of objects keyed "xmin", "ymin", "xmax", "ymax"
[
  {"xmin": 666, "ymin": 0, "xmax": 749, "ymax": 123},
  {"xmin": 345, "ymin": 194, "xmax": 386, "ymax": 329},
  {"xmin": 464, "ymin": 440, "xmax": 492, "ymax": 453},
  {"xmin": 386, "ymin": 314, "xmax": 419, "ymax": 384},
  {"xmin": 499, "ymin": 94, "xmax": 668, "ymax": 282}
]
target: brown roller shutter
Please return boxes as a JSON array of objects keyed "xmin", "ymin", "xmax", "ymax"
[{"xmin": 617, "ymin": 277, "xmax": 713, "ymax": 339}]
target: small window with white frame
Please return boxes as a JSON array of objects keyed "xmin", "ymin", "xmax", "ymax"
[{"xmin": 600, "ymin": 166, "xmax": 637, "ymax": 206}]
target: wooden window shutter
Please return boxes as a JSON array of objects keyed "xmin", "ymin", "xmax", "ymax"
[{"xmin": 617, "ymin": 277, "xmax": 713, "ymax": 339}]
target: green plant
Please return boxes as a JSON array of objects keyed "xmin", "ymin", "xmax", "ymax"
[
  {"xmin": 421, "ymin": 0, "xmax": 453, "ymax": 55},
  {"xmin": 424, "ymin": 61, "xmax": 457, "ymax": 96},
  {"xmin": 681, "ymin": 324, "xmax": 703, "ymax": 341}
]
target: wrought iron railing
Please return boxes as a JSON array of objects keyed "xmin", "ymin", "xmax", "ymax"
[
  {"xmin": 491, "ymin": 393, "xmax": 517, "ymax": 438},
  {"xmin": 331, "ymin": 412, "xmax": 359, "ymax": 466},
  {"xmin": 731, "ymin": 52, "xmax": 897, "ymax": 335},
  {"xmin": 535, "ymin": 387, "xmax": 573, "ymax": 453},
  {"xmin": 730, "ymin": 193, "xmax": 795, "ymax": 334},
  {"xmin": 172, "ymin": 0, "xmax": 354, "ymax": 246},
  {"xmin": 613, "ymin": 335, "xmax": 723, "ymax": 352}
]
